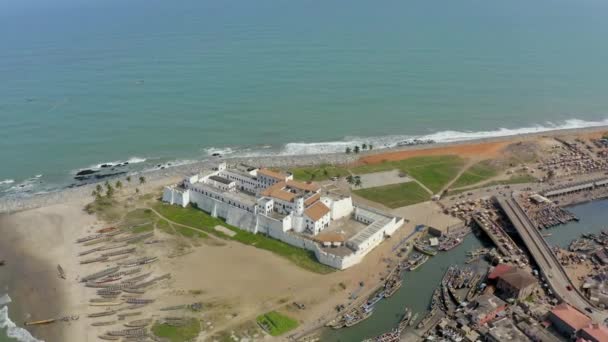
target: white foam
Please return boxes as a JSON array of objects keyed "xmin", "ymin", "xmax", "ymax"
[
  {"xmin": 0, "ymin": 296, "xmax": 44, "ymax": 342},
  {"xmin": 85, "ymin": 156, "xmax": 148, "ymax": 170},
  {"xmin": 0, "ymin": 179, "xmax": 14, "ymax": 186},
  {"xmin": 204, "ymin": 147, "xmax": 235, "ymax": 156},
  {"xmin": 275, "ymin": 118, "xmax": 608, "ymax": 155}
]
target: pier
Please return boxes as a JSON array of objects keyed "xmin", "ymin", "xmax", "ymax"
[{"xmin": 496, "ymin": 194, "xmax": 606, "ymax": 322}]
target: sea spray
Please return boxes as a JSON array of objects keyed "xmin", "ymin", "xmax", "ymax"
[{"xmin": 0, "ymin": 295, "xmax": 44, "ymax": 342}]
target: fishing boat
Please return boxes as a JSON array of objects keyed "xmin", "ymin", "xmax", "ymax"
[
  {"xmin": 91, "ymin": 321, "xmax": 116, "ymax": 327},
  {"xmin": 384, "ymin": 279, "xmax": 402, "ymax": 298},
  {"xmin": 96, "ymin": 226, "xmax": 117, "ymax": 234},
  {"xmin": 397, "ymin": 308, "xmax": 412, "ymax": 331},
  {"xmin": 98, "ymin": 335, "xmax": 120, "ymax": 341},
  {"xmin": 408, "ymin": 255, "xmax": 429, "ymax": 271},
  {"xmin": 344, "ymin": 309, "xmax": 373, "ymax": 327},
  {"xmin": 362, "ymin": 290, "xmax": 385, "ymax": 312},
  {"xmin": 409, "ymin": 312, "xmax": 419, "ymax": 326},
  {"xmin": 414, "ymin": 242, "xmax": 437, "ymax": 256},
  {"xmin": 439, "ymin": 237, "xmax": 464, "ymax": 251},
  {"xmin": 24, "ymin": 318, "xmax": 55, "ymax": 326}
]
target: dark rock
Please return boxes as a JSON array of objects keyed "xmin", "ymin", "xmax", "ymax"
[{"xmin": 76, "ymin": 169, "xmax": 97, "ymax": 176}]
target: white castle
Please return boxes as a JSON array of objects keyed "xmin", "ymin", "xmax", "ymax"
[{"xmin": 162, "ymin": 162, "xmax": 404, "ymax": 269}]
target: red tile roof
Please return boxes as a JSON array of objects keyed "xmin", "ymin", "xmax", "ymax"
[
  {"xmin": 258, "ymin": 168, "xmax": 288, "ymax": 180},
  {"xmin": 304, "ymin": 202, "xmax": 330, "ymax": 221},
  {"xmin": 581, "ymin": 324, "xmax": 608, "ymax": 342},
  {"xmin": 488, "ymin": 264, "xmax": 513, "ymax": 280},
  {"xmin": 550, "ymin": 304, "xmax": 591, "ymax": 331},
  {"xmin": 286, "ymin": 180, "xmax": 320, "ymax": 192}
]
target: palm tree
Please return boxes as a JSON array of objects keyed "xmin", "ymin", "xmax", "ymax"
[
  {"xmin": 346, "ymin": 175, "xmax": 355, "ymax": 185},
  {"xmin": 354, "ymin": 146, "xmax": 360, "ymax": 154},
  {"xmin": 115, "ymin": 180, "xmax": 122, "ymax": 189},
  {"xmin": 362, "ymin": 143, "xmax": 367, "ymax": 150},
  {"xmin": 345, "ymin": 147, "xmax": 352, "ymax": 154},
  {"xmin": 354, "ymin": 176, "xmax": 362, "ymax": 188},
  {"xmin": 96, "ymin": 184, "xmax": 103, "ymax": 194},
  {"xmin": 135, "ymin": 188, "xmax": 140, "ymax": 195},
  {"xmin": 106, "ymin": 186, "xmax": 114, "ymax": 198},
  {"xmin": 369, "ymin": 144, "xmax": 373, "ymax": 150},
  {"xmin": 139, "ymin": 176, "xmax": 146, "ymax": 185},
  {"xmin": 104, "ymin": 180, "xmax": 111, "ymax": 191},
  {"xmin": 91, "ymin": 190, "xmax": 98, "ymax": 197},
  {"xmin": 126, "ymin": 176, "xmax": 131, "ymax": 183}
]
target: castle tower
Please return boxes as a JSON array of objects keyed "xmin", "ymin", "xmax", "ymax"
[{"xmin": 295, "ymin": 196, "xmax": 305, "ymax": 215}]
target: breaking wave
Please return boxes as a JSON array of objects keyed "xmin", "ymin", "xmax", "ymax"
[
  {"xmin": 0, "ymin": 295, "xmax": 44, "ymax": 342},
  {"xmin": 0, "ymin": 179, "xmax": 14, "ymax": 186},
  {"xmin": 85, "ymin": 157, "xmax": 147, "ymax": 171},
  {"xmin": 276, "ymin": 118, "xmax": 608, "ymax": 155}
]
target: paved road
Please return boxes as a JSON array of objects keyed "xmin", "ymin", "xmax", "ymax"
[{"xmin": 497, "ymin": 194, "xmax": 607, "ymax": 323}]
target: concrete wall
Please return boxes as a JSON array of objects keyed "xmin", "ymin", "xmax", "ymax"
[
  {"xmin": 162, "ymin": 187, "xmax": 189, "ymax": 207},
  {"xmin": 326, "ymin": 196, "xmax": 353, "ymax": 220}
]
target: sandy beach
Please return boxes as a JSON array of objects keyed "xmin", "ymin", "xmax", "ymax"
[{"xmin": 1, "ymin": 125, "xmax": 608, "ymax": 341}]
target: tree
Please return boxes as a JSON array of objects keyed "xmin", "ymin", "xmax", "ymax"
[
  {"xmin": 135, "ymin": 187, "xmax": 140, "ymax": 194},
  {"xmin": 362, "ymin": 143, "xmax": 367, "ymax": 150},
  {"xmin": 323, "ymin": 169, "xmax": 329, "ymax": 177},
  {"xmin": 354, "ymin": 176, "xmax": 362, "ymax": 188},
  {"xmin": 126, "ymin": 176, "xmax": 131, "ymax": 183},
  {"xmin": 106, "ymin": 186, "xmax": 114, "ymax": 198},
  {"xmin": 96, "ymin": 184, "xmax": 103, "ymax": 194},
  {"xmin": 369, "ymin": 144, "xmax": 373, "ymax": 150},
  {"xmin": 346, "ymin": 175, "xmax": 355, "ymax": 185},
  {"xmin": 354, "ymin": 146, "xmax": 360, "ymax": 154},
  {"xmin": 91, "ymin": 190, "xmax": 98, "ymax": 197},
  {"xmin": 139, "ymin": 176, "xmax": 146, "ymax": 185},
  {"xmin": 115, "ymin": 180, "xmax": 122, "ymax": 189},
  {"xmin": 345, "ymin": 147, "xmax": 352, "ymax": 154},
  {"xmin": 104, "ymin": 181, "xmax": 111, "ymax": 191}
]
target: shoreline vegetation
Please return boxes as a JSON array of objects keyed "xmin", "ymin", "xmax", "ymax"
[{"xmin": 2, "ymin": 125, "xmax": 608, "ymax": 341}]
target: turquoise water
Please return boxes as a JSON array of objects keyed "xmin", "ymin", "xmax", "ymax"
[{"xmin": 2, "ymin": 0, "xmax": 608, "ymax": 196}]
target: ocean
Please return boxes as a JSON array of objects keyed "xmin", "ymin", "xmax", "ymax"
[
  {"xmin": 2, "ymin": 0, "xmax": 608, "ymax": 199},
  {"xmin": 2, "ymin": 0, "xmax": 608, "ymax": 340}
]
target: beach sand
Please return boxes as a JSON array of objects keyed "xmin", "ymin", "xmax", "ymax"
[{"xmin": 0, "ymin": 200, "xmax": 96, "ymax": 342}]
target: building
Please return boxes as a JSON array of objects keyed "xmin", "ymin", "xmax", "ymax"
[
  {"xmin": 487, "ymin": 317, "xmax": 532, "ymax": 342},
  {"xmin": 496, "ymin": 267, "xmax": 538, "ymax": 300},
  {"xmin": 578, "ymin": 324, "xmax": 608, "ymax": 342},
  {"xmin": 162, "ymin": 163, "xmax": 404, "ymax": 269},
  {"xmin": 488, "ymin": 264, "xmax": 514, "ymax": 281},
  {"xmin": 467, "ymin": 294, "xmax": 507, "ymax": 325},
  {"xmin": 548, "ymin": 303, "xmax": 592, "ymax": 338}
]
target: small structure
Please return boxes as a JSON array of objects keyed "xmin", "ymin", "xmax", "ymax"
[
  {"xmin": 548, "ymin": 303, "xmax": 591, "ymax": 338},
  {"xmin": 486, "ymin": 317, "xmax": 531, "ymax": 342},
  {"xmin": 495, "ymin": 268, "xmax": 538, "ymax": 301},
  {"xmin": 467, "ymin": 294, "xmax": 507, "ymax": 325}
]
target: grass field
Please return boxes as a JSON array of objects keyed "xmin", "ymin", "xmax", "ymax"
[
  {"xmin": 256, "ymin": 311, "xmax": 299, "ymax": 336},
  {"xmin": 451, "ymin": 160, "xmax": 499, "ymax": 189},
  {"xmin": 291, "ymin": 164, "xmax": 350, "ymax": 181},
  {"xmin": 152, "ymin": 202, "xmax": 335, "ymax": 274},
  {"xmin": 351, "ymin": 155, "xmax": 466, "ymax": 193},
  {"xmin": 152, "ymin": 318, "xmax": 201, "ymax": 342},
  {"xmin": 354, "ymin": 182, "xmax": 430, "ymax": 208}
]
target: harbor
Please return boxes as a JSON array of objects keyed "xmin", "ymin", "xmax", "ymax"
[
  {"xmin": 321, "ymin": 233, "xmax": 490, "ymax": 341},
  {"xmin": 323, "ymin": 198, "xmax": 608, "ymax": 341}
]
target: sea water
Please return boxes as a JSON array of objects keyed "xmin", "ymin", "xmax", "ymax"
[{"xmin": 2, "ymin": 0, "xmax": 608, "ymax": 197}]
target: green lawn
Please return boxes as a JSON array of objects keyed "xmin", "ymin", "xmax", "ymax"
[
  {"xmin": 354, "ymin": 182, "xmax": 430, "ymax": 208},
  {"xmin": 351, "ymin": 155, "xmax": 466, "ymax": 193},
  {"xmin": 290, "ymin": 165, "xmax": 350, "ymax": 182},
  {"xmin": 152, "ymin": 318, "xmax": 201, "ymax": 342},
  {"xmin": 152, "ymin": 203, "xmax": 335, "ymax": 274},
  {"xmin": 451, "ymin": 160, "xmax": 499, "ymax": 189},
  {"xmin": 256, "ymin": 311, "xmax": 299, "ymax": 336}
]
